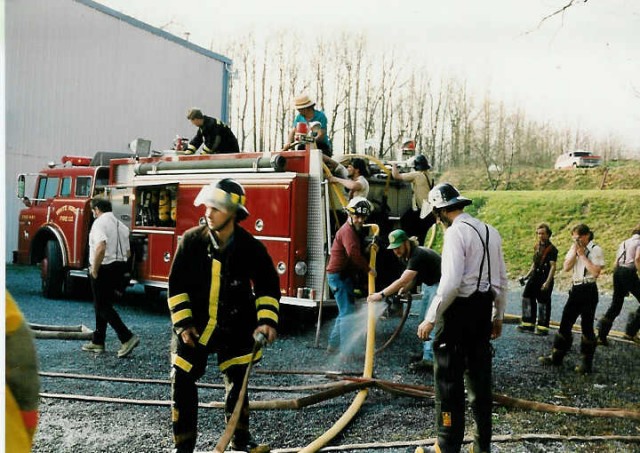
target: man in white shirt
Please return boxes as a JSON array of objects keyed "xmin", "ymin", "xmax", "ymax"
[
  {"xmin": 597, "ymin": 222, "xmax": 640, "ymax": 345},
  {"xmin": 82, "ymin": 198, "xmax": 139, "ymax": 358},
  {"xmin": 416, "ymin": 183, "xmax": 508, "ymax": 453},
  {"xmin": 539, "ymin": 223, "xmax": 605, "ymax": 374}
]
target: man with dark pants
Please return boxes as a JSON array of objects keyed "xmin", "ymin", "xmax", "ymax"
[
  {"xmin": 416, "ymin": 183, "xmax": 508, "ymax": 453},
  {"xmin": 597, "ymin": 222, "xmax": 640, "ymax": 345},
  {"xmin": 168, "ymin": 179, "xmax": 280, "ymax": 453},
  {"xmin": 185, "ymin": 108, "xmax": 240, "ymax": 154},
  {"xmin": 517, "ymin": 223, "xmax": 558, "ymax": 336},
  {"xmin": 368, "ymin": 229, "xmax": 441, "ymax": 371},
  {"xmin": 540, "ymin": 224, "xmax": 605, "ymax": 374},
  {"xmin": 82, "ymin": 198, "xmax": 139, "ymax": 358},
  {"xmin": 391, "ymin": 154, "xmax": 435, "ymax": 246}
]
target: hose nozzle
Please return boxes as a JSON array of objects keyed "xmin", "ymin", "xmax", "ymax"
[{"xmin": 254, "ymin": 332, "xmax": 268, "ymax": 347}]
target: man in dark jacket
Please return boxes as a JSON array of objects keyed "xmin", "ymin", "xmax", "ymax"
[
  {"xmin": 517, "ymin": 223, "xmax": 558, "ymax": 336},
  {"xmin": 168, "ymin": 179, "xmax": 279, "ymax": 453},
  {"xmin": 185, "ymin": 108, "xmax": 240, "ymax": 154}
]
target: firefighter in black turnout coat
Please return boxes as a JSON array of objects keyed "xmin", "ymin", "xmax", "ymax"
[
  {"xmin": 186, "ymin": 108, "xmax": 240, "ymax": 154},
  {"xmin": 168, "ymin": 179, "xmax": 280, "ymax": 453}
]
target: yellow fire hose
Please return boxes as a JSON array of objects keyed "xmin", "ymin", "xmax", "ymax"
[
  {"xmin": 322, "ymin": 162, "xmax": 348, "ymax": 211},
  {"xmin": 213, "ymin": 333, "xmax": 267, "ymax": 453},
  {"xmin": 299, "ymin": 224, "xmax": 380, "ymax": 453}
]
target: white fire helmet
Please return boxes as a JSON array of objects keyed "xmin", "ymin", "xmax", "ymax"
[
  {"xmin": 345, "ymin": 196, "xmax": 373, "ymax": 217},
  {"xmin": 194, "ymin": 178, "xmax": 250, "ymax": 221}
]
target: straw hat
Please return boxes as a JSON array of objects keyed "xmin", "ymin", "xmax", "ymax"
[{"xmin": 294, "ymin": 94, "xmax": 315, "ymax": 109}]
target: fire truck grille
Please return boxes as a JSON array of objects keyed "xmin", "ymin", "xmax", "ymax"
[{"xmin": 306, "ymin": 173, "xmax": 326, "ymax": 298}]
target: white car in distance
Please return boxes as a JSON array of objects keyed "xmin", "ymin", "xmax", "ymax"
[{"xmin": 554, "ymin": 150, "xmax": 602, "ymax": 169}]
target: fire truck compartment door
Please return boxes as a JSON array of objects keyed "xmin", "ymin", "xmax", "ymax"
[
  {"xmin": 260, "ymin": 239, "xmax": 291, "ymax": 296},
  {"xmin": 244, "ymin": 183, "xmax": 293, "ymax": 237},
  {"xmin": 133, "ymin": 231, "xmax": 174, "ymax": 283}
]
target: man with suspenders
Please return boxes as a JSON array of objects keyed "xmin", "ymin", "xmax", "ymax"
[
  {"xmin": 597, "ymin": 222, "xmax": 640, "ymax": 345},
  {"xmin": 416, "ymin": 183, "xmax": 508, "ymax": 453}
]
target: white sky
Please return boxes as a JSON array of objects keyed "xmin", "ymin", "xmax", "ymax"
[{"xmin": 98, "ymin": 0, "xmax": 640, "ymax": 153}]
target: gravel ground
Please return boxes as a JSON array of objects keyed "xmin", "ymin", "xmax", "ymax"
[{"xmin": 6, "ymin": 263, "xmax": 640, "ymax": 453}]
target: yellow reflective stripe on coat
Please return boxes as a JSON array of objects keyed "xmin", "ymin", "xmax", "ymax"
[
  {"xmin": 219, "ymin": 349, "xmax": 263, "ymax": 372},
  {"xmin": 168, "ymin": 293, "xmax": 190, "ymax": 309},
  {"xmin": 199, "ymin": 259, "xmax": 221, "ymax": 346},
  {"xmin": 257, "ymin": 309, "xmax": 278, "ymax": 323},
  {"xmin": 255, "ymin": 295, "xmax": 279, "ymax": 310},
  {"xmin": 173, "ymin": 355, "xmax": 193, "ymax": 373},
  {"xmin": 171, "ymin": 308, "xmax": 192, "ymax": 325}
]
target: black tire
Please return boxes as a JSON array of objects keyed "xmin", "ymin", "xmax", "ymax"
[
  {"xmin": 64, "ymin": 274, "xmax": 91, "ymax": 300},
  {"xmin": 42, "ymin": 240, "xmax": 64, "ymax": 299},
  {"xmin": 144, "ymin": 285, "xmax": 168, "ymax": 313}
]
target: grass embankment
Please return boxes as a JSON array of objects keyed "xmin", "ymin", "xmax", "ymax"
[
  {"xmin": 439, "ymin": 159, "xmax": 640, "ymax": 191},
  {"xmin": 427, "ymin": 189, "xmax": 640, "ymax": 292}
]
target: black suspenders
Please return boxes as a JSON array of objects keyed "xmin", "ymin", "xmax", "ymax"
[{"xmin": 461, "ymin": 221, "xmax": 492, "ymax": 292}]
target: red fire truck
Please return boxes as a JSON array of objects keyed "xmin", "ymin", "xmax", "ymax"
[{"xmin": 14, "ymin": 141, "xmax": 413, "ymax": 308}]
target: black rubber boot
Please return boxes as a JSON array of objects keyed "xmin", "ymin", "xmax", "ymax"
[
  {"xmin": 625, "ymin": 309, "xmax": 640, "ymax": 339},
  {"xmin": 597, "ymin": 316, "xmax": 613, "ymax": 346},
  {"xmin": 539, "ymin": 332, "xmax": 571, "ymax": 366},
  {"xmin": 575, "ymin": 336, "xmax": 597, "ymax": 374},
  {"xmin": 518, "ymin": 297, "xmax": 535, "ymax": 332}
]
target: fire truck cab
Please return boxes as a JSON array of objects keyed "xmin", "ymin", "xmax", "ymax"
[{"xmin": 15, "ymin": 142, "xmax": 415, "ymax": 309}]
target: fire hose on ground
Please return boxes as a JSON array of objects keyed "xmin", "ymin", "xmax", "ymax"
[{"xmin": 298, "ymin": 223, "xmax": 380, "ymax": 453}]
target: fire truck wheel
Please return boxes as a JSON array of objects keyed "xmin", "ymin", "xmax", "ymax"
[
  {"xmin": 144, "ymin": 286, "xmax": 168, "ymax": 312},
  {"xmin": 42, "ymin": 240, "xmax": 64, "ymax": 299}
]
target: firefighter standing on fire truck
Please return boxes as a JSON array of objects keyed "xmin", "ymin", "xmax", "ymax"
[
  {"xmin": 167, "ymin": 179, "xmax": 279, "ymax": 453},
  {"xmin": 282, "ymin": 94, "xmax": 332, "ymax": 156},
  {"xmin": 185, "ymin": 108, "xmax": 240, "ymax": 154},
  {"xmin": 391, "ymin": 153, "xmax": 435, "ymax": 246}
]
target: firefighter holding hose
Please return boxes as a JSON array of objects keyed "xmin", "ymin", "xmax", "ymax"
[{"xmin": 167, "ymin": 179, "xmax": 280, "ymax": 453}]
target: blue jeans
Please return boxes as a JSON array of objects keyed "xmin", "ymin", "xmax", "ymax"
[
  {"xmin": 327, "ymin": 273, "xmax": 357, "ymax": 354},
  {"xmin": 418, "ymin": 283, "xmax": 438, "ymax": 362}
]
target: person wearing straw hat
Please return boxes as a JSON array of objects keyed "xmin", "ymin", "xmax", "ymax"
[
  {"xmin": 368, "ymin": 229, "xmax": 441, "ymax": 371},
  {"xmin": 282, "ymin": 93, "xmax": 332, "ymax": 156}
]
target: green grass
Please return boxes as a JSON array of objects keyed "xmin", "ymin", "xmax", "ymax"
[
  {"xmin": 427, "ymin": 189, "xmax": 640, "ymax": 292},
  {"xmin": 438, "ymin": 160, "xmax": 640, "ymax": 191}
]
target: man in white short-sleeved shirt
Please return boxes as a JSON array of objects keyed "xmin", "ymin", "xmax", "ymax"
[{"xmin": 539, "ymin": 223, "xmax": 604, "ymax": 374}]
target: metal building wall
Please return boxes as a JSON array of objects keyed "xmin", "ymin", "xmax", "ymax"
[{"xmin": 5, "ymin": 0, "xmax": 232, "ymax": 262}]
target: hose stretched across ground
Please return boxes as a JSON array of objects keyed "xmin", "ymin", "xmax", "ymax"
[{"xmin": 299, "ymin": 224, "xmax": 380, "ymax": 453}]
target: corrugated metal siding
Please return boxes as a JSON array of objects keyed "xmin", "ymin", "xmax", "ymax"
[{"xmin": 5, "ymin": 0, "xmax": 232, "ymax": 261}]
